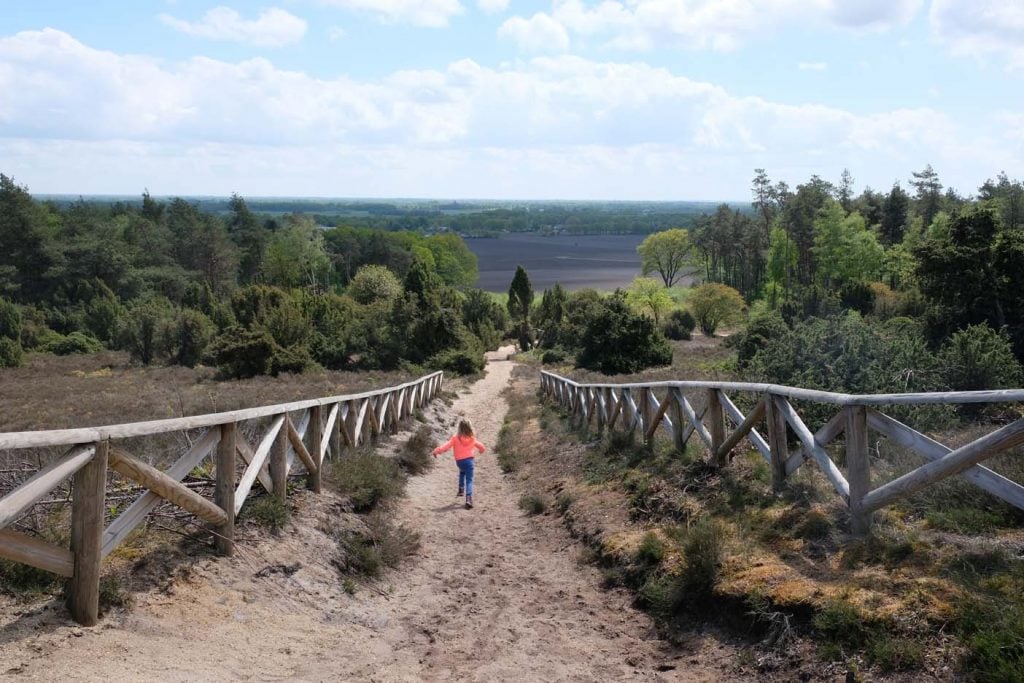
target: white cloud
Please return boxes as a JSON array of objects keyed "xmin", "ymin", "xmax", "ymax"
[
  {"xmin": 498, "ymin": 14, "xmax": 571, "ymax": 53},
  {"xmin": 327, "ymin": 25, "xmax": 347, "ymax": 41},
  {"xmin": 0, "ymin": 29, "xmax": 1015, "ymax": 199},
  {"xmin": 318, "ymin": 0, "xmax": 464, "ymax": 28},
  {"xmin": 798, "ymin": 61, "xmax": 828, "ymax": 71},
  {"xmin": 159, "ymin": 6, "xmax": 307, "ymax": 47},
  {"xmin": 477, "ymin": 0, "xmax": 508, "ymax": 14},
  {"xmin": 930, "ymin": 0, "xmax": 1024, "ymax": 70},
  {"xmin": 501, "ymin": 0, "xmax": 924, "ymax": 54}
]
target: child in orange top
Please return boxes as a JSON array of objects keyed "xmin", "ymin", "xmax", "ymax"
[{"xmin": 432, "ymin": 418, "xmax": 486, "ymax": 509}]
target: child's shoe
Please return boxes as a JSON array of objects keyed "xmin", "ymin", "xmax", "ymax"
[
  {"xmin": 465, "ymin": 495, "xmax": 473, "ymax": 509},
  {"xmin": 457, "ymin": 487, "xmax": 464, "ymax": 497}
]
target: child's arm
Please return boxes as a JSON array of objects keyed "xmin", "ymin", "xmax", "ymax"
[
  {"xmin": 475, "ymin": 440, "xmax": 486, "ymax": 454},
  {"xmin": 432, "ymin": 436, "xmax": 455, "ymax": 458}
]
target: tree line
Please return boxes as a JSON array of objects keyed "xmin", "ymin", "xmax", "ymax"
[{"xmin": 0, "ymin": 175, "xmax": 507, "ymax": 376}]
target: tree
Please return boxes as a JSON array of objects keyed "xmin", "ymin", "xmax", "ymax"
[
  {"xmin": 626, "ymin": 277, "xmax": 673, "ymax": 325},
  {"xmin": 348, "ymin": 265, "xmax": 402, "ymax": 305},
  {"xmin": 910, "ymin": 164, "xmax": 943, "ymax": 228},
  {"xmin": 263, "ymin": 216, "xmax": 330, "ymax": 291},
  {"xmin": 637, "ymin": 228, "xmax": 694, "ymax": 287},
  {"xmin": 507, "ymin": 265, "xmax": 534, "ymax": 350},
  {"xmin": 838, "ymin": 168, "xmax": 855, "ymax": 213},
  {"xmin": 812, "ymin": 201, "xmax": 884, "ymax": 289},
  {"xmin": 752, "ymin": 168, "xmax": 776, "ymax": 240},
  {"xmin": 576, "ymin": 292, "xmax": 672, "ymax": 374},
  {"xmin": 881, "ymin": 182, "xmax": 910, "ymax": 246},
  {"xmin": 0, "ymin": 297, "xmax": 22, "ymax": 367},
  {"xmin": 688, "ymin": 283, "xmax": 745, "ymax": 336},
  {"xmin": 227, "ymin": 193, "xmax": 267, "ymax": 284}
]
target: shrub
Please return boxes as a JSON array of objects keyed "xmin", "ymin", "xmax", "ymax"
[
  {"xmin": 119, "ymin": 297, "xmax": 175, "ymax": 365},
  {"xmin": 680, "ymin": 518, "xmax": 726, "ymax": 598},
  {"xmin": 168, "ymin": 308, "xmax": 214, "ymax": 367},
  {"xmin": 210, "ymin": 326, "xmax": 276, "ymax": 379},
  {"xmin": 0, "ymin": 557, "xmax": 59, "ymax": 596},
  {"xmin": 240, "ymin": 496, "xmax": 292, "ymax": 534},
  {"xmin": 98, "ymin": 575, "xmax": 134, "ymax": 613},
  {"xmin": 541, "ymin": 348, "xmax": 567, "ymax": 364},
  {"xmin": 519, "ymin": 494, "xmax": 547, "ymax": 515},
  {"xmin": 397, "ymin": 426, "xmax": 434, "ymax": 475},
  {"xmin": 662, "ymin": 309, "xmax": 696, "ymax": 341},
  {"xmin": 269, "ymin": 343, "xmax": 314, "ymax": 376},
  {"xmin": 326, "ymin": 453, "xmax": 406, "ymax": 512},
  {"xmin": 328, "ymin": 512, "xmax": 421, "ymax": 578},
  {"xmin": 429, "ymin": 346, "xmax": 484, "ymax": 375},
  {"xmin": 43, "ymin": 331, "xmax": 104, "ymax": 355},
  {"xmin": 732, "ymin": 309, "xmax": 787, "ymax": 367},
  {"xmin": 938, "ymin": 323, "xmax": 1023, "ymax": 393},
  {"xmin": 348, "ymin": 265, "xmax": 403, "ymax": 305},
  {"xmin": 688, "ymin": 283, "xmax": 745, "ymax": 336},
  {"xmin": 0, "ymin": 337, "xmax": 22, "ymax": 368},
  {"xmin": 576, "ymin": 292, "xmax": 672, "ymax": 375},
  {"xmin": 636, "ymin": 531, "xmax": 666, "ymax": 566}
]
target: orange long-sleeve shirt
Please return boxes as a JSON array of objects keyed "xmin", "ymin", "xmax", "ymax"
[{"xmin": 432, "ymin": 434, "xmax": 486, "ymax": 461}]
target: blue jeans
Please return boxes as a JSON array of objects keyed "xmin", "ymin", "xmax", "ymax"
[{"xmin": 457, "ymin": 458, "xmax": 475, "ymax": 496}]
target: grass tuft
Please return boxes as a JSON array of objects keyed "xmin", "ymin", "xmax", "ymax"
[
  {"xmin": 326, "ymin": 453, "xmax": 406, "ymax": 512},
  {"xmin": 519, "ymin": 493, "xmax": 547, "ymax": 516},
  {"xmin": 240, "ymin": 495, "xmax": 292, "ymax": 535},
  {"xmin": 397, "ymin": 425, "xmax": 434, "ymax": 475}
]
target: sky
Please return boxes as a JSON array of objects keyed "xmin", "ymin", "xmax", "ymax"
[{"xmin": 0, "ymin": 0, "xmax": 1022, "ymax": 201}]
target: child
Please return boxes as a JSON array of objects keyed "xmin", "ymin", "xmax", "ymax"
[{"xmin": 432, "ymin": 418, "xmax": 487, "ymax": 509}]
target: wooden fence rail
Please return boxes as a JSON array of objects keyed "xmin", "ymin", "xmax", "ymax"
[
  {"xmin": 540, "ymin": 371, "xmax": 1024, "ymax": 537},
  {"xmin": 0, "ymin": 371, "xmax": 443, "ymax": 626}
]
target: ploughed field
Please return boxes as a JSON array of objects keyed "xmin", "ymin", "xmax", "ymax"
[{"xmin": 465, "ymin": 233, "xmax": 644, "ymax": 292}]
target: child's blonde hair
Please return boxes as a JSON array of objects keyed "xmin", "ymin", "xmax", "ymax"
[{"xmin": 457, "ymin": 418, "xmax": 474, "ymax": 437}]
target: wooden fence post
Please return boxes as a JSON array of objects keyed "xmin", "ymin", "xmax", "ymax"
[
  {"xmin": 765, "ymin": 395, "xmax": 788, "ymax": 492},
  {"xmin": 214, "ymin": 422, "xmax": 236, "ymax": 556},
  {"xmin": 308, "ymin": 406, "xmax": 322, "ymax": 493},
  {"xmin": 271, "ymin": 416, "xmax": 288, "ymax": 501},
  {"xmin": 846, "ymin": 405, "xmax": 872, "ymax": 535},
  {"xmin": 331, "ymin": 402, "xmax": 342, "ymax": 462},
  {"xmin": 671, "ymin": 390, "xmax": 686, "ymax": 453},
  {"xmin": 68, "ymin": 439, "xmax": 108, "ymax": 626},
  {"xmin": 707, "ymin": 389, "xmax": 726, "ymax": 466},
  {"xmin": 641, "ymin": 388, "xmax": 654, "ymax": 444}
]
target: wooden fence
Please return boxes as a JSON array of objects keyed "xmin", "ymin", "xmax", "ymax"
[
  {"xmin": 540, "ymin": 371, "xmax": 1024, "ymax": 536},
  {"xmin": 0, "ymin": 371, "xmax": 443, "ymax": 626}
]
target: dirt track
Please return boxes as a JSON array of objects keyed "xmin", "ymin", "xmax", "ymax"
[{"xmin": 0, "ymin": 350, "xmax": 740, "ymax": 681}]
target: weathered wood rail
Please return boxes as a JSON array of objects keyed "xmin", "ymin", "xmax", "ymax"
[
  {"xmin": 0, "ymin": 371, "xmax": 443, "ymax": 625},
  {"xmin": 540, "ymin": 371, "xmax": 1024, "ymax": 536}
]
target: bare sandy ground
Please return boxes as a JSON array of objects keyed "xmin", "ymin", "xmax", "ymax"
[{"xmin": 0, "ymin": 349, "xmax": 742, "ymax": 681}]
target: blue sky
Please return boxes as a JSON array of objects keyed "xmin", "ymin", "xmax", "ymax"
[{"xmin": 1, "ymin": 1, "xmax": 1021, "ymax": 200}]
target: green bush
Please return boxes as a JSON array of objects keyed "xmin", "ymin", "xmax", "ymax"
[
  {"xmin": 429, "ymin": 346, "xmax": 484, "ymax": 375},
  {"xmin": 210, "ymin": 326, "xmax": 276, "ymax": 379},
  {"xmin": 636, "ymin": 531, "xmax": 666, "ymax": 565},
  {"xmin": 326, "ymin": 453, "xmax": 406, "ymax": 512},
  {"xmin": 328, "ymin": 512, "xmax": 421, "ymax": 578},
  {"xmin": 269, "ymin": 343, "xmax": 314, "ymax": 376},
  {"xmin": 541, "ymin": 348, "xmax": 567, "ymax": 364},
  {"xmin": 732, "ymin": 310, "xmax": 788, "ymax": 367},
  {"xmin": 662, "ymin": 309, "xmax": 696, "ymax": 341},
  {"xmin": 43, "ymin": 331, "xmax": 104, "ymax": 355},
  {"xmin": 938, "ymin": 323, "xmax": 1023, "ymax": 393},
  {"xmin": 168, "ymin": 308, "xmax": 214, "ymax": 367},
  {"xmin": 680, "ymin": 518, "xmax": 726, "ymax": 598},
  {"xmin": 576, "ymin": 292, "xmax": 672, "ymax": 375},
  {"xmin": 119, "ymin": 297, "xmax": 175, "ymax": 365},
  {"xmin": 240, "ymin": 495, "xmax": 292, "ymax": 534},
  {"xmin": 0, "ymin": 557, "xmax": 59, "ymax": 596},
  {"xmin": 0, "ymin": 337, "xmax": 22, "ymax": 368}
]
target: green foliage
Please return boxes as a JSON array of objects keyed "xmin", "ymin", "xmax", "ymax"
[
  {"xmin": 43, "ymin": 331, "xmax": 104, "ymax": 355},
  {"xmin": 937, "ymin": 323, "xmax": 1022, "ymax": 392},
  {"xmin": 576, "ymin": 292, "xmax": 672, "ymax": 374},
  {"xmin": 955, "ymin": 593, "xmax": 1024, "ymax": 681},
  {"xmin": 541, "ymin": 348, "xmax": 567, "ymax": 364},
  {"xmin": 812, "ymin": 201, "xmax": 884, "ymax": 288},
  {"xmin": 241, "ymin": 496, "xmax": 292, "ymax": 534},
  {"xmin": 167, "ymin": 308, "xmax": 214, "ymax": 367},
  {"xmin": 461, "ymin": 288, "xmax": 508, "ymax": 350},
  {"xmin": 638, "ymin": 228, "xmax": 695, "ymax": 287},
  {"xmin": 626, "ymin": 277, "xmax": 673, "ymax": 325},
  {"xmin": 692, "ymin": 206, "xmax": 765, "ymax": 298},
  {"xmin": 0, "ymin": 337, "xmax": 22, "ymax": 368},
  {"xmin": 0, "ymin": 557, "xmax": 59, "ymax": 596},
  {"xmin": 680, "ymin": 518, "xmax": 726, "ymax": 598},
  {"xmin": 636, "ymin": 531, "xmax": 666, "ymax": 565},
  {"xmin": 209, "ymin": 326, "xmax": 276, "ymax": 379},
  {"xmin": 732, "ymin": 309, "xmax": 787, "ymax": 366},
  {"xmin": 347, "ymin": 264, "xmax": 403, "ymax": 305},
  {"xmin": 326, "ymin": 454, "xmax": 406, "ymax": 512},
  {"xmin": 507, "ymin": 265, "xmax": 534, "ymax": 349},
  {"xmin": 662, "ymin": 309, "xmax": 696, "ymax": 341},
  {"xmin": 688, "ymin": 283, "xmax": 745, "ymax": 336},
  {"xmin": 0, "ymin": 297, "xmax": 22, "ymax": 367},
  {"xmin": 119, "ymin": 297, "xmax": 175, "ymax": 365},
  {"xmin": 429, "ymin": 345, "xmax": 484, "ymax": 375}
]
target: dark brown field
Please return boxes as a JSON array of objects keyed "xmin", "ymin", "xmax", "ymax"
[{"xmin": 466, "ymin": 233, "xmax": 645, "ymax": 292}]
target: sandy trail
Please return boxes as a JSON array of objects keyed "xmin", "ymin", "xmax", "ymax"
[{"xmin": 0, "ymin": 352, "xmax": 731, "ymax": 681}]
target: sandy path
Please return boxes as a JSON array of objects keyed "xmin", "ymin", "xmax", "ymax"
[{"xmin": 0, "ymin": 352, "xmax": 733, "ymax": 681}]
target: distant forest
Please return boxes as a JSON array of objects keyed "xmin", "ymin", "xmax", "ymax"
[{"xmin": 38, "ymin": 195, "xmax": 726, "ymax": 237}]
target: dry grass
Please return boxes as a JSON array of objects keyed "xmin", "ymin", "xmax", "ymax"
[{"xmin": 506, "ymin": 343, "xmax": 1024, "ymax": 680}]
